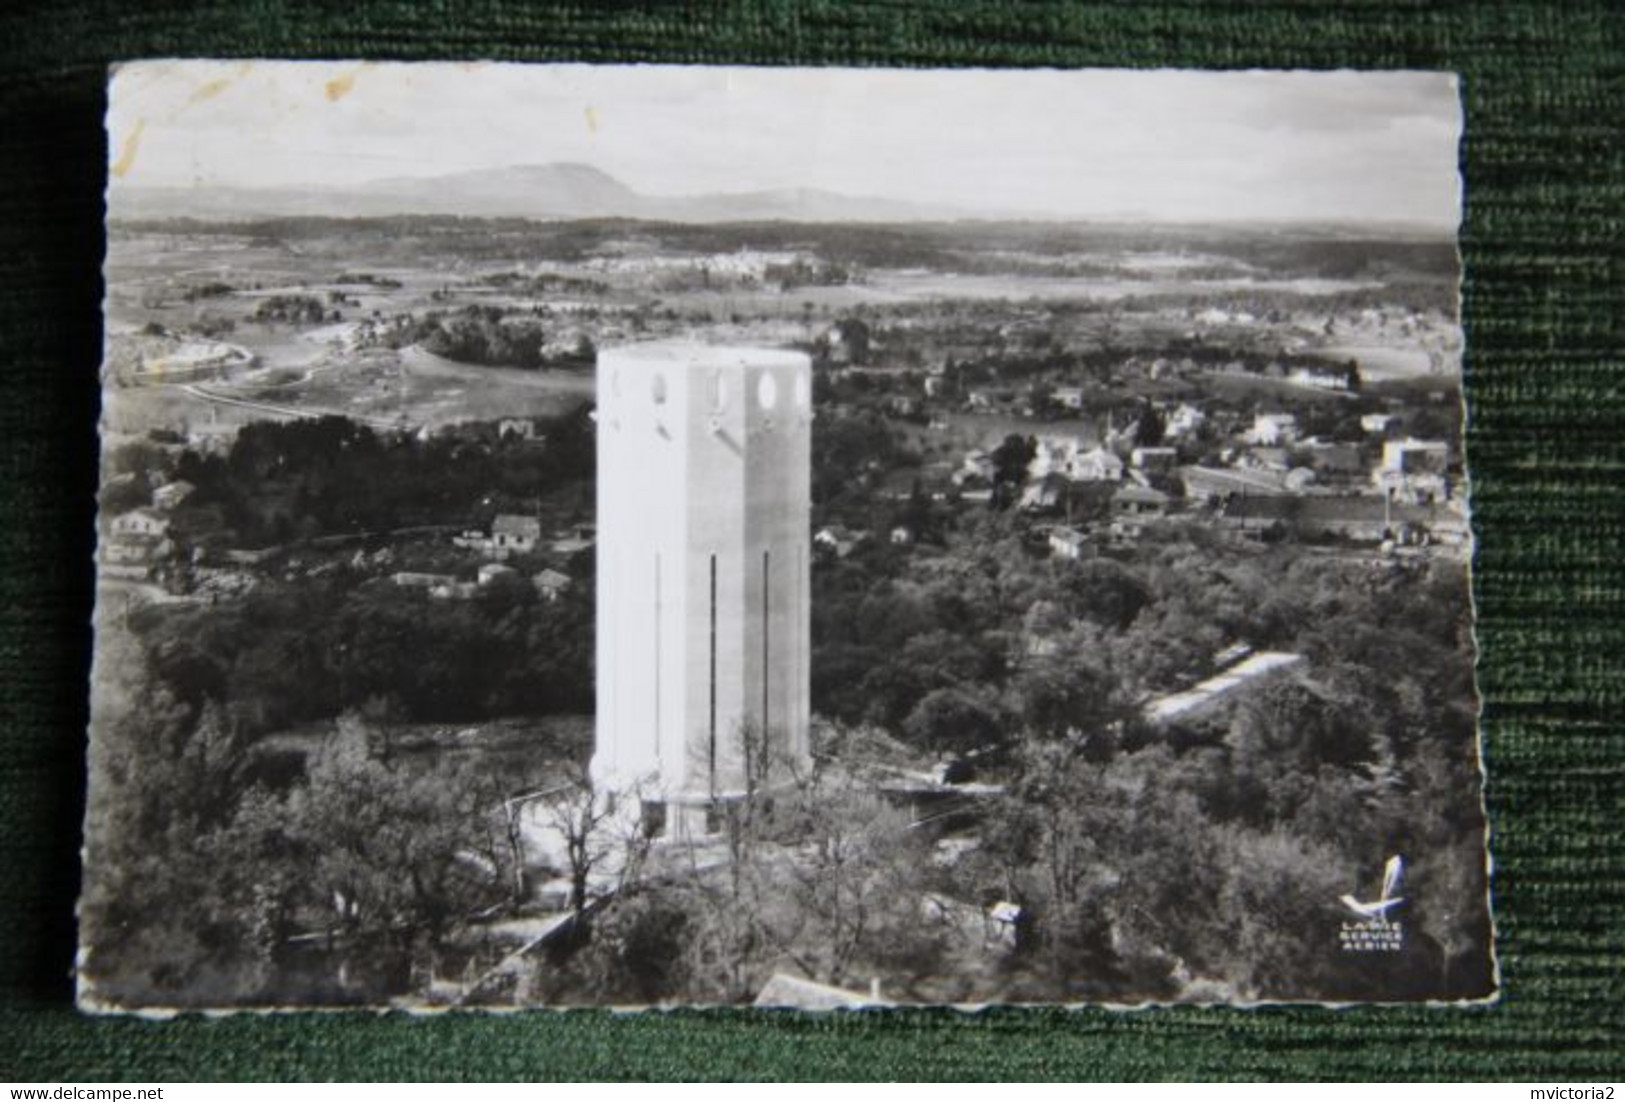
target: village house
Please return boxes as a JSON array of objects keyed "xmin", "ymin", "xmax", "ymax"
[
  {"xmin": 1165, "ymin": 403, "xmax": 1206, "ymax": 439},
  {"xmin": 1288, "ymin": 365, "xmax": 1353, "ymax": 391},
  {"xmin": 913, "ymin": 462, "xmax": 958, "ymax": 502},
  {"xmin": 889, "ymin": 525, "xmax": 913, "ymax": 545},
  {"xmin": 1283, "ymin": 467, "xmax": 1318, "ymax": 493},
  {"xmin": 458, "ymin": 514, "xmax": 545, "ymax": 559},
  {"xmin": 1110, "ymin": 482, "xmax": 1170, "ymax": 542},
  {"xmin": 1217, "ymin": 495, "xmax": 1466, "ymax": 547},
  {"xmin": 1382, "ymin": 438, "xmax": 1450, "ymax": 473},
  {"xmin": 490, "ymin": 515, "xmax": 541, "ymax": 557},
  {"xmin": 814, "ymin": 525, "xmax": 869, "ymax": 559},
  {"xmin": 1248, "ymin": 412, "xmax": 1300, "ymax": 446},
  {"xmin": 111, "ymin": 508, "xmax": 170, "ymax": 539},
  {"xmin": 550, "ymin": 525, "xmax": 595, "ymax": 557},
  {"xmin": 151, "ymin": 480, "xmax": 196, "ymax": 511},
  {"xmin": 223, "ymin": 545, "xmax": 281, "ymax": 567},
  {"xmin": 1300, "ymin": 441, "xmax": 1367, "ymax": 485},
  {"xmin": 1051, "ymin": 385, "xmax": 1085, "ymax": 411},
  {"xmin": 1179, "ymin": 464, "xmax": 1296, "ymax": 506},
  {"xmin": 392, "ymin": 571, "xmax": 456, "ymax": 589},
  {"xmin": 478, "ymin": 562, "xmax": 517, "ymax": 586},
  {"xmin": 1028, "ymin": 435, "xmax": 1087, "ymax": 481},
  {"xmin": 531, "ymin": 568, "xmax": 571, "ymax": 601},
  {"xmin": 430, "ymin": 580, "xmax": 480, "ymax": 600},
  {"xmin": 1374, "ymin": 438, "xmax": 1451, "ymax": 505},
  {"xmin": 956, "ymin": 450, "xmax": 996, "ymax": 486},
  {"xmin": 1114, "ymin": 482, "xmax": 1170, "ymax": 519},
  {"xmin": 1131, "ymin": 446, "xmax": 1178, "ymax": 474},
  {"xmin": 497, "ymin": 418, "xmax": 537, "ymax": 441},
  {"xmin": 1361, "ymin": 413, "xmax": 1399, "ymax": 435},
  {"xmin": 101, "ymin": 529, "xmax": 174, "ymax": 580},
  {"xmin": 1048, "ymin": 526, "xmax": 1089, "ymax": 561},
  {"xmin": 1067, "ymin": 444, "xmax": 1125, "ymax": 483},
  {"xmin": 128, "ymin": 340, "xmax": 254, "ymax": 386},
  {"xmin": 1020, "ymin": 472, "xmax": 1070, "ymax": 514},
  {"xmin": 103, "ymin": 507, "xmax": 181, "ymax": 579},
  {"xmin": 1239, "ymin": 446, "xmax": 1292, "ymax": 472},
  {"xmin": 884, "ymin": 394, "xmax": 921, "ymax": 418},
  {"xmin": 966, "ymin": 387, "xmax": 1019, "ymax": 414}
]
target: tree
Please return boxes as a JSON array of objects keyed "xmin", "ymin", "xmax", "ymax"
[
  {"xmin": 1135, "ymin": 401, "xmax": 1167, "ymax": 447},
  {"xmin": 834, "ymin": 317, "xmax": 871, "ymax": 365},
  {"xmin": 1011, "ymin": 624, "xmax": 1129, "ymax": 748},
  {"xmin": 902, "ymin": 687, "xmax": 1003, "ymax": 757},
  {"xmin": 539, "ymin": 764, "xmax": 651, "ymax": 918},
  {"xmin": 991, "ymin": 433, "xmax": 1036, "ymax": 487},
  {"xmin": 750, "ymin": 769, "xmax": 946, "ymax": 991},
  {"xmin": 665, "ymin": 717, "xmax": 786, "ymax": 1001},
  {"xmin": 287, "ymin": 719, "xmax": 508, "ymax": 989}
]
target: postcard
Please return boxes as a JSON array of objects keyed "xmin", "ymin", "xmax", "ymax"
[{"xmin": 81, "ymin": 61, "xmax": 1492, "ymax": 1009}]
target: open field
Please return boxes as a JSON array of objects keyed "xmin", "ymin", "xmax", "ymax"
[{"xmin": 103, "ymin": 217, "xmax": 1461, "ymax": 442}]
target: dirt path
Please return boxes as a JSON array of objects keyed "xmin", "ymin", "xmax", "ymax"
[
  {"xmin": 179, "ymin": 383, "xmax": 404, "ymax": 430},
  {"xmin": 400, "ymin": 344, "xmax": 595, "ymax": 395}
]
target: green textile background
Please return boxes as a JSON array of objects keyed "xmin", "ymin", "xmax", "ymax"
[{"xmin": 2, "ymin": 1, "xmax": 1621, "ymax": 1082}]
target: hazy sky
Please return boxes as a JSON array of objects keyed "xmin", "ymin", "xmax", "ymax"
[{"xmin": 108, "ymin": 61, "xmax": 1462, "ymax": 226}]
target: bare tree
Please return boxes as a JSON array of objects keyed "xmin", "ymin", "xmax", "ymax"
[
  {"xmin": 541, "ymin": 764, "xmax": 620, "ymax": 918},
  {"xmin": 540, "ymin": 764, "xmax": 653, "ymax": 919}
]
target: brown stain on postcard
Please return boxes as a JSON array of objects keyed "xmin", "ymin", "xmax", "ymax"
[
  {"xmin": 188, "ymin": 78, "xmax": 231, "ymax": 106},
  {"xmin": 110, "ymin": 119, "xmax": 145, "ymax": 178},
  {"xmin": 325, "ymin": 69, "xmax": 361, "ymax": 102}
]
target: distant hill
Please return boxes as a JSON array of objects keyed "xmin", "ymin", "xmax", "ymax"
[{"xmin": 109, "ymin": 162, "xmax": 973, "ymax": 224}]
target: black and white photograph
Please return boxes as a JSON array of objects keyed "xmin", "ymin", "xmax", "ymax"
[{"xmin": 80, "ymin": 60, "xmax": 1493, "ymax": 1010}]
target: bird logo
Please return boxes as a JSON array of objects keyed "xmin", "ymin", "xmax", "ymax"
[{"xmin": 1340, "ymin": 855, "xmax": 1405, "ymax": 922}]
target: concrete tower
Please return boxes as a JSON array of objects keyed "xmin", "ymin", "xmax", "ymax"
[{"xmin": 592, "ymin": 343, "xmax": 812, "ymax": 835}]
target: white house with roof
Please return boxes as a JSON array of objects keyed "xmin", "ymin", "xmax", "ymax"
[
  {"xmin": 1381, "ymin": 438, "xmax": 1450, "ymax": 475},
  {"xmin": 532, "ymin": 568, "xmax": 572, "ymax": 601},
  {"xmin": 1289, "ymin": 365, "xmax": 1353, "ymax": 391},
  {"xmin": 814, "ymin": 525, "xmax": 868, "ymax": 558},
  {"xmin": 956, "ymin": 449, "xmax": 995, "ymax": 485},
  {"xmin": 1110, "ymin": 482, "xmax": 1170, "ymax": 543},
  {"xmin": 1067, "ymin": 445, "xmax": 1124, "ymax": 483},
  {"xmin": 490, "ymin": 515, "xmax": 541, "ymax": 557},
  {"xmin": 1374, "ymin": 438, "xmax": 1451, "ymax": 505},
  {"xmin": 1165, "ymin": 403, "xmax": 1206, "ymax": 439},
  {"xmin": 1027, "ymin": 435, "xmax": 1091, "ymax": 481},
  {"xmin": 1048, "ymin": 526, "xmax": 1089, "ymax": 560},
  {"xmin": 103, "ymin": 509, "xmax": 175, "ymax": 579},
  {"xmin": 1248, "ymin": 412, "xmax": 1300, "ymax": 446},
  {"xmin": 152, "ymin": 480, "xmax": 196, "ymax": 511},
  {"xmin": 1051, "ymin": 385, "xmax": 1085, "ymax": 411},
  {"xmin": 111, "ymin": 508, "xmax": 170, "ymax": 539},
  {"xmin": 478, "ymin": 562, "xmax": 518, "ymax": 586}
]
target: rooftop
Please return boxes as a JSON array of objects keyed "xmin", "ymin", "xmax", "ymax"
[
  {"xmin": 1146, "ymin": 651, "xmax": 1305, "ymax": 724},
  {"xmin": 753, "ymin": 973, "xmax": 890, "ymax": 1011},
  {"xmin": 599, "ymin": 342, "xmax": 809, "ymax": 372}
]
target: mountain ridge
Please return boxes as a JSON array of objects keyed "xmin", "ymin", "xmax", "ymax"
[{"xmin": 109, "ymin": 162, "xmax": 973, "ymax": 224}]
